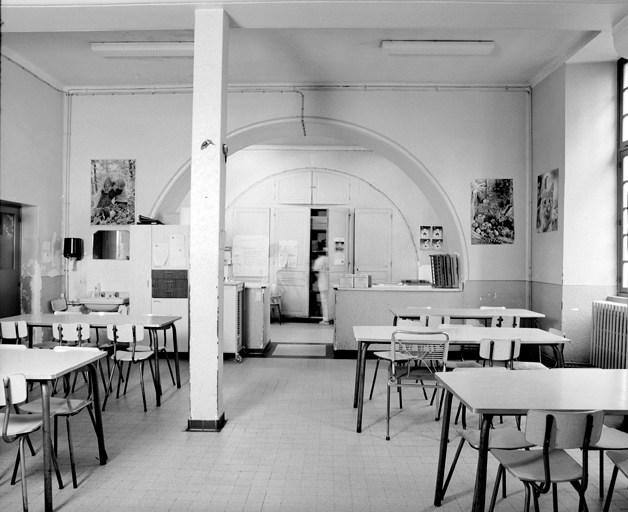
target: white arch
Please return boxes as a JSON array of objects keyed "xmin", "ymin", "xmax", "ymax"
[{"xmin": 152, "ymin": 116, "xmax": 469, "ymax": 279}]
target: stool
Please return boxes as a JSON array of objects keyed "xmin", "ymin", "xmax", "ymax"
[{"xmin": 270, "ymin": 302, "xmax": 282, "ymax": 324}]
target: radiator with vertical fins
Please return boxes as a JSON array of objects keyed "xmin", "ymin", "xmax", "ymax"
[{"xmin": 591, "ymin": 300, "xmax": 628, "ymax": 369}]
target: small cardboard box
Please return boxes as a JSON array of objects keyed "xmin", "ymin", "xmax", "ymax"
[
  {"xmin": 339, "ymin": 274, "xmax": 355, "ymax": 288},
  {"xmin": 353, "ymin": 274, "xmax": 372, "ymax": 288}
]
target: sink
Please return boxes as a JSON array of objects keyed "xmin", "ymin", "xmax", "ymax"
[{"xmin": 80, "ymin": 296, "xmax": 129, "ymax": 312}]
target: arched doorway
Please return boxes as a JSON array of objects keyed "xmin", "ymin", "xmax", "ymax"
[{"xmin": 151, "ymin": 116, "xmax": 468, "ymax": 279}]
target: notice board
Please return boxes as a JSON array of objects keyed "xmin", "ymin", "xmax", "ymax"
[{"xmin": 232, "ymin": 235, "xmax": 269, "ymax": 277}]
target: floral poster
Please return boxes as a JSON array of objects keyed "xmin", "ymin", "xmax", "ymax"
[
  {"xmin": 536, "ymin": 169, "xmax": 559, "ymax": 233},
  {"xmin": 471, "ymin": 179, "xmax": 514, "ymax": 245},
  {"xmin": 91, "ymin": 159, "xmax": 135, "ymax": 225}
]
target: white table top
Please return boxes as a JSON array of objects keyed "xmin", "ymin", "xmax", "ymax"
[
  {"xmin": 436, "ymin": 368, "xmax": 628, "ymax": 416},
  {"xmin": 353, "ymin": 325, "xmax": 568, "ymax": 346},
  {"xmin": 0, "ymin": 348, "xmax": 106, "ymax": 381},
  {"xmin": 0, "ymin": 313, "xmax": 181, "ymax": 329},
  {"xmin": 390, "ymin": 307, "xmax": 545, "ymax": 319}
]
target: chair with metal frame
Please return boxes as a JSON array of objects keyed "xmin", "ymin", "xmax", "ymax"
[
  {"xmin": 439, "ymin": 368, "xmax": 534, "ymax": 504},
  {"xmin": 0, "ymin": 320, "xmax": 28, "ymax": 345},
  {"xmin": 1, "ymin": 372, "xmax": 64, "ymax": 511},
  {"xmin": 488, "ymin": 409, "xmax": 604, "ymax": 512},
  {"xmin": 384, "ymin": 329, "xmax": 449, "ymax": 440},
  {"xmin": 17, "ymin": 346, "xmax": 102, "ymax": 489},
  {"xmin": 601, "ymin": 450, "xmax": 628, "ymax": 512},
  {"xmin": 369, "ymin": 316, "xmax": 447, "ymax": 402},
  {"xmin": 102, "ymin": 324, "xmax": 155, "ymax": 412}
]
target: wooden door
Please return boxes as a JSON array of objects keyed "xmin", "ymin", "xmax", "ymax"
[
  {"xmin": 354, "ymin": 208, "xmax": 392, "ymax": 284},
  {"xmin": 0, "ymin": 203, "xmax": 21, "ymax": 317},
  {"xmin": 273, "ymin": 208, "xmax": 310, "ymax": 317}
]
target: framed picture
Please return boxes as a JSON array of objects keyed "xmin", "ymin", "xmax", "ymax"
[
  {"xmin": 91, "ymin": 159, "xmax": 136, "ymax": 225},
  {"xmin": 536, "ymin": 169, "xmax": 559, "ymax": 233},
  {"xmin": 420, "ymin": 226, "xmax": 431, "ymax": 238},
  {"xmin": 470, "ymin": 178, "xmax": 514, "ymax": 245}
]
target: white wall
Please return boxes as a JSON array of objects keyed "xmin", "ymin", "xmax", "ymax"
[
  {"xmin": 66, "ymin": 93, "xmax": 192, "ymax": 298},
  {"xmin": 562, "ymin": 61, "xmax": 618, "ymax": 362},
  {"xmin": 531, "ymin": 62, "xmax": 618, "ymax": 363},
  {"xmin": 564, "ymin": 62, "xmax": 617, "ymax": 288},
  {"xmin": 531, "ymin": 66, "xmax": 566, "ymax": 287},
  {"xmin": 65, "ymin": 87, "xmax": 530, "ymax": 300},
  {"xmin": 0, "ymin": 58, "xmax": 65, "ymax": 313}
]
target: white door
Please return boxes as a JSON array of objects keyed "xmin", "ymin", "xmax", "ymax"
[
  {"xmin": 354, "ymin": 208, "xmax": 392, "ymax": 284},
  {"xmin": 272, "ymin": 208, "xmax": 311, "ymax": 317}
]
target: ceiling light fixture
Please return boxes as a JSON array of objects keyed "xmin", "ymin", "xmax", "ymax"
[
  {"xmin": 91, "ymin": 42, "xmax": 194, "ymax": 57},
  {"xmin": 380, "ymin": 40, "xmax": 495, "ymax": 56}
]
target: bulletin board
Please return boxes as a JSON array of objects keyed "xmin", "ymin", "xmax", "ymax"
[{"xmin": 232, "ymin": 235, "xmax": 269, "ymax": 277}]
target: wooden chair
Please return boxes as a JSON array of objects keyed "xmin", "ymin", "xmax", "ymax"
[
  {"xmin": 440, "ymin": 376, "xmax": 534, "ymax": 503},
  {"xmin": 17, "ymin": 346, "xmax": 101, "ymax": 488},
  {"xmin": 0, "ymin": 320, "xmax": 28, "ymax": 345},
  {"xmin": 488, "ymin": 409, "xmax": 604, "ymax": 512},
  {"xmin": 33, "ymin": 322, "xmax": 94, "ymax": 349},
  {"xmin": 1, "ymin": 372, "xmax": 64, "ymax": 511},
  {"xmin": 589, "ymin": 426, "xmax": 628, "ymax": 498},
  {"xmin": 270, "ymin": 284, "xmax": 283, "ymax": 324},
  {"xmin": 385, "ymin": 329, "xmax": 449, "ymax": 440},
  {"xmin": 103, "ymin": 324, "xmax": 155, "ymax": 412},
  {"xmin": 601, "ymin": 450, "xmax": 628, "ymax": 512}
]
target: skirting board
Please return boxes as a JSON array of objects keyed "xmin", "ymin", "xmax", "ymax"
[{"xmin": 186, "ymin": 413, "xmax": 227, "ymax": 432}]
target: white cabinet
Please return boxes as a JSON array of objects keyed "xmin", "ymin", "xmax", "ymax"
[
  {"xmin": 223, "ymin": 282, "xmax": 244, "ymax": 361},
  {"xmin": 276, "ymin": 170, "xmax": 350, "ymax": 205},
  {"xmin": 243, "ymin": 284, "xmax": 270, "ymax": 354},
  {"xmin": 129, "ymin": 225, "xmax": 190, "ymax": 352},
  {"xmin": 152, "ymin": 298, "xmax": 189, "ymax": 353}
]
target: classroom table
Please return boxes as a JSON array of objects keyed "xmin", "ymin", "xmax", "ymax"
[
  {"xmin": 352, "ymin": 325, "xmax": 568, "ymax": 433},
  {"xmin": 433, "ymin": 369, "xmax": 628, "ymax": 512},
  {"xmin": 0, "ymin": 348, "xmax": 108, "ymax": 512},
  {"xmin": 389, "ymin": 307, "xmax": 545, "ymax": 327},
  {"xmin": 0, "ymin": 313, "xmax": 182, "ymax": 406}
]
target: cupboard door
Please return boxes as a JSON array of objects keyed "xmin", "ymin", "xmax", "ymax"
[
  {"xmin": 152, "ymin": 298, "xmax": 189, "ymax": 353},
  {"xmin": 151, "ymin": 225, "xmax": 189, "ymax": 269},
  {"xmin": 276, "ymin": 173, "xmax": 312, "ymax": 204},
  {"xmin": 129, "ymin": 226, "xmax": 152, "ymax": 316},
  {"xmin": 273, "ymin": 208, "xmax": 310, "ymax": 317},
  {"xmin": 312, "ymin": 172, "xmax": 350, "ymax": 204},
  {"xmin": 354, "ymin": 208, "xmax": 392, "ymax": 284},
  {"xmin": 327, "ymin": 208, "xmax": 351, "ymax": 319}
]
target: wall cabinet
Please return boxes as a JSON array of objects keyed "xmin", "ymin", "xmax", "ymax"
[{"xmin": 276, "ymin": 170, "xmax": 350, "ymax": 205}]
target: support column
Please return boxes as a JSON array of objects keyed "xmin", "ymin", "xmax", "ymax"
[{"xmin": 187, "ymin": 9, "xmax": 229, "ymax": 432}]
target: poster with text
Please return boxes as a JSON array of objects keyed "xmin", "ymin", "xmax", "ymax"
[
  {"xmin": 536, "ymin": 169, "xmax": 559, "ymax": 233},
  {"xmin": 471, "ymin": 179, "xmax": 514, "ymax": 245},
  {"xmin": 91, "ymin": 159, "xmax": 136, "ymax": 225}
]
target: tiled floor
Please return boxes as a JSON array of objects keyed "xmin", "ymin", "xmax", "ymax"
[{"xmin": 2, "ymin": 321, "xmax": 628, "ymax": 511}]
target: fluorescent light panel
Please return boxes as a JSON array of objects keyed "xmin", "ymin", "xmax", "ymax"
[
  {"xmin": 91, "ymin": 42, "xmax": 194, "ymax": 57},
  {"xmin": 381, "ymin": 40, "xmax": 494, "ymax": 56}
]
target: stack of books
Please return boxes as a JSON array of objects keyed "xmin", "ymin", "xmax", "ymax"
[{"xmin": 429, "ymin": 254, "xmax": 459, "ymax": 288}]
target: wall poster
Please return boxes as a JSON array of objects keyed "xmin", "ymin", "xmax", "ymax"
[
  {"xmin": 91, "ymin": 159, "xmax": 136, "ymax": 225},
  {"xmin": 233, "ymin": 235, "xmax": 269, "ymax": 277},
  {"xmin": 536, "ymin": 169, "xmax": 559, "ymax": 233},
  {"xmin": 471, "ymin": 179, "xmax": 514, "ymax": 245}
]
